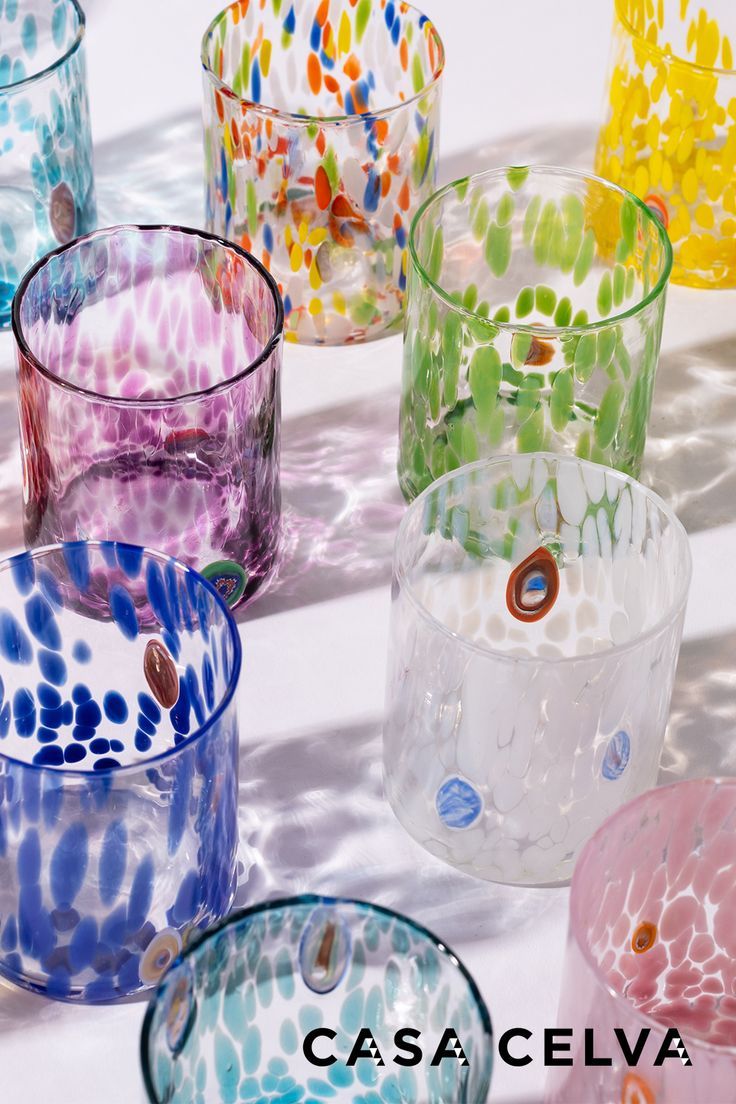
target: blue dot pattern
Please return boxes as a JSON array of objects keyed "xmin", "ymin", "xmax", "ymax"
[
  {"xmin": 142, "ymin": 898, "xmax": 494, "ymax": 1104},
  {"xmin": 435, "ymin": 777, "xmax": 483, "ymax": 830},
  {"xmin": 602, "ymin": 730, "xmax": 631, "ymax": 781},
  {"xmin": 0, "ymin": 541, "xmax": 240, "ymax": 1001},
  {"xmin": 0, "ymin": 0, "xmax": 96, "ymax": 328}
]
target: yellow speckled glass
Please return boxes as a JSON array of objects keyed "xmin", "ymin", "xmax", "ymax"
[{"xmin": 597, "ymin": 0, "xmax": 736, "ymax": 288}]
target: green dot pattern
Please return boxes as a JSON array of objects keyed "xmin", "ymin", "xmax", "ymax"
[{"xmin": 399, "ymin": 167, "xmax": 670, "ymax": 501}]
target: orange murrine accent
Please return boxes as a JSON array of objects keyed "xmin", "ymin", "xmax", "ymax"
[
  {"xmin": 621, "ymin": 1071, "xmax": 656, "ymax": 1104},
  {"xmin": 506, "ymin": 547, "xmax": 559, "ymax": 623},
  {"xmin": 643, "ymin": 194, "xmax": 669, "ymax": 230},
  {"xmin": 632, "ymin": 921, "xmax": 657, "ymax": 954}
]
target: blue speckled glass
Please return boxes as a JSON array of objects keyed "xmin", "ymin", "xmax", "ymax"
[
  {"xmin": 141, "ymin": 895, "xmax": 493, "ymax": 1104},
  {"xmin": 0, "ymin": 0, "xmax": 96, "ymax": 328},
  {"xmin": 0, "ymin": 541, "xmax": 241, "ymax": 1002}
]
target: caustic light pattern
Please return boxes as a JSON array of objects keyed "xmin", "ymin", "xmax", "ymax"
[
  {"xmin": 551, "ymin": 779, "xmax": 736, "ymax": 1103},
  {"xmin": 384, "ymin": 456, "xmax": 690, "ymax": 886},
  {"xmin": 0, "ymin": 542, "xmax": 239, "ymax": 1000},
  {"xmin": 399, "ymin": 167, "xmax": 670, "ymax": 502},
  {"xmin": 0, "ymin": 0, "xmax": 96, "ymax": 327},
  {"xmin": 142, "ymin": 897, "xmax": 493, "ymax": 1103},
  {"xmin": 202, "ymin": 0, "xmax": 443, "ymax": 344},
  {"xmin": 597, "ymin": 0, "xmax": 736, "ymax": 288}
]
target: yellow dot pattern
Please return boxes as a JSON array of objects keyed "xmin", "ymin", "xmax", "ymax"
[{"xmin": 596, "ymin": 0, "xmax": 736, "ymax": 288}]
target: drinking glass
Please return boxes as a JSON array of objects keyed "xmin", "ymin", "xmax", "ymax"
[
  {"xmin": 201, "ymin": 0, "xmax": 444, "ymax": 345},
  {"xmin": 384, "ymin": 454, "xmax": 691, "ymax": 887},
  {"xmin": 141, "ymin": 894, "xmax": 493, "ymax": 1103},
  {"xmin": 0, "ymin": 0, "xmax": 96, "ymax": 328},
  {"xmin": 597, "ymin": 0, "xmax": 736, "ymax": 288},
  {"xmin": 548, "ymin": 777, "xmax": 736, "ymax": 1103},
  {"xmin": 0, "ymin": 540, "xmax": 241, "ymax": 1001},
  {"xmin": 12, "ymin": 225, "xmax": 283, "ymax": 610},
  {"xmin": 398, "ymin": 166, "xmax": 672, "ymax": 501}
]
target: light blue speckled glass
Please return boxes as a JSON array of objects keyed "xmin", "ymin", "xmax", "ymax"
[
  {"xmin": 0, "ymin": 0, "xmax": 96, "ymax": 327},
  {"xmin": 141, "ymin": 895, "xmax": 494, "ymax": 1103}
]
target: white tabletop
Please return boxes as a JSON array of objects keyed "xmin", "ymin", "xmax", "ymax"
[{"xmin": 0, "ymin": 1, "xmax": 734, "ymax": 1101}]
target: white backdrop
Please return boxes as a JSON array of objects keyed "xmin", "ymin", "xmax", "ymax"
[{"xmin": 0, "ymin": 2, "xmax": 734, "ymax": 1101}]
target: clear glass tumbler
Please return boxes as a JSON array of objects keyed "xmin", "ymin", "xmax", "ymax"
[
  {"xmin": 384, "ymin": 454, "xmax": 691, "ymax": 887},
  {"xmin": 597, "ymin": 0, "xmax": 736, "ymax": 287},
  {"xmin": 12, "ymin": 225, "xmax": 283, "ymax": 610},
  {"xmin": 398, "ymin": 166, "xmax": 672, "ymax": 501},
  {"xmin": 201, "ymin": 0, "xmax": 444, "ymax": 345},
  {"xmin": 141, "ymin": 894, "xmax": 493, "ymax": 1103},
  {"xmin": 548, "ymin": 777, "xmax": 736, "ymax": 1104},
  {"xmin": 0, "ymin": 0, "xmax": 96, "ymax": 327},
  {"xmin": 0, "ymin": 540, "xmax": 241, "ymax": 1001}
]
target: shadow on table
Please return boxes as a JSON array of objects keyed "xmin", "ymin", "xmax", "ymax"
[
  {"xmin": 438, "ymin": 121, "xmax": 597, "ymax": 186},
  {"xmin": 94, "ymin": 109, "xmax": 204, "ymax": 229},
  {"xmin": 234, "ymin": 718, "xmax": 562, "ymax": 946},
  {"xmin": 246, "ymin": 387, "xmax": 405, "ymax": 620},
  {"xmin": 660, "ymin": 628, "xmax": 736, "ymax": 784},
  {"xmin": 643, "ymin": 328, "xmax": 736, "ymax": 534}
]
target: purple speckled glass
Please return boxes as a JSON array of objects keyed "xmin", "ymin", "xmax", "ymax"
[{"xmin": 12, "ymin": 225, "xmax": 283, "ymax": 610}]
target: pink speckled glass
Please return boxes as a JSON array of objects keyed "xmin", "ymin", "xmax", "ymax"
[
  {"xmin": 12, "ymin": 225, "xmax": 283, "ymax": 610},
  {"xmin": 548, "ymin": 778, "xmax": 736, "ymax": 1104}
]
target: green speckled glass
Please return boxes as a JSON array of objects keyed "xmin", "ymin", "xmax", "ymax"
[
  {"xmin": 141, "ymin": 895, "xmax": 493, "ymax": 1104},
  {"xmin": 398, "ymin": 166, "xmax": 672, "ymax": 502}
]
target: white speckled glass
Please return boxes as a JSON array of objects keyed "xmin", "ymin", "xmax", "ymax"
[{"xmin": 383, "ymin": 454, "xmax": 691, "ymax": 887}]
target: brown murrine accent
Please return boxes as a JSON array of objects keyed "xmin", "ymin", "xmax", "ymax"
[
  {"xmin": 314, "ymin": 921, "xmax": 336, "ymax": 976},
  {"xmin": 49, "ymin": 182, "xmax": 76, "ymax": 244},
  {"xmin": 524, "ymin": 335, "xmax": 555, "ymax": 366},
  {"xmin": 144, "ymin": 639, "xmax": 180, "ymax": 709},
  {"xmin": 506, "ymin": 546, "xmax": 560, "ymax": 622}
]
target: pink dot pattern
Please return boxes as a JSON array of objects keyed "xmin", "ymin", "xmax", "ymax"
[
  {"xmin": 548, "ymin": 778, "xmax": 736, "ymax": 1104},
  {"xmin": 13, "ymin": 227, "xmax": 283, "ymax": 608}
]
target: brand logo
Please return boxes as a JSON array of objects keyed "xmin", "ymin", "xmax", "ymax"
[
  {"xmin": 303, "ymin": 1026, "xmax": 692, "ymax": 1070},
  {"xmin": 303, "ymin": 1027, "xmax": 468, "ymax": 1068}
]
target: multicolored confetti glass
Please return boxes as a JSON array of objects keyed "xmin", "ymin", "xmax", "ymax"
[
  {"xmin": 141, "ymin": 895, "xmax": 494, "ymax": 1103},
  {"xmin": 0, "ymin": 0, "xmax": 95, "ymax": 328},
  {"xmin": 13, "ymin": 225, "xmax": 283, "ymax": 611},
  {"xmin": 201, "ymin": 0, "xmax": 444, "ymax": 345},
  {"xmin": 384, "ymin": 455, "xmax": 691, "ymax": 887},
  {"xmin": 0, "ymin": 541, "xmax": 240, "ymax": 1002},
  {"xmin": 548, "ymin": 778, "xmax": 736, "ymax": 1104},
  {"xmin": 398, "ymin": 166, "xmax": 671, "ymax": 502},
  {"xmin": 597, "ymin": 0, "xmax": 736, "ymax": 288}
]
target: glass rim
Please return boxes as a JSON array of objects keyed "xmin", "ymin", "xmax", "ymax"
[
  {"xmin": 11, "ymin": 223, "xmax": 285, "ymax": 408},
  {"xmin": 394, "ymin": 453, "xmax": 692, "ymax": 669},
  {"xmin": 0, "ymin": 0, "xmax": 86, "ymax": 93},
  {"xmin": 408, "ymin": 164, "xmax": 674, "ymax": 337},
  {"xmin": 139, "ymin": 891, "xmax": 494, "ymax": 1103},
  {"xmin": 0, "ymin": 539, "xmax": 242, "ymax": 778},
  {"xmin": 569, "ymin": 775, "xmax": 736, "ymax": 1058},
  {"xmin": 200, "ymin": 0, "xmax": 445, "ymax": 127},
  {"xmin": 614, "ymin": 0, "xmax": 736, "ymax": 78}
]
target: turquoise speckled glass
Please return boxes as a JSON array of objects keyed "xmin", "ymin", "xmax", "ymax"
[
  {"xmin": 141, "ymin": 895, "xmax": 493, "ymax": 1103},
  {"xmin": 0, "ymin": 0, "xmax": 96, "ymax": 327}
]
